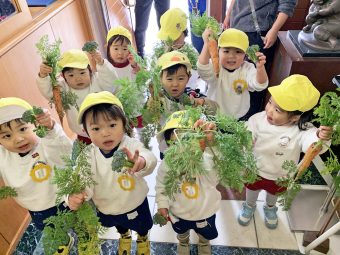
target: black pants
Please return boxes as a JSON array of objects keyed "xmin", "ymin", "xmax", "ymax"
[{"xmin": 240, "ymin": 31, "xmax": 277, "ymax": 121}]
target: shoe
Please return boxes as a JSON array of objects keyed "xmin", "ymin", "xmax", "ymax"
[
  {"xmin": 197, "ymin": 234, "xmax": 211, "ymax": 255},
  {"xmin": 136, "ymin": 234, "xmax": 150, "ymax": 255},
  {"xmin": 54, "ymin": 233, "xmax": 74, "ymax": 255},
  {"xmin": 118, "ymin": 231, "xmax": 132, "ymax": 255},
  {"xmin": 177, "ymin": 231, "xmax": 190, "ymax": 255},
  {"xmin": 263, "ymin": 205, "xmax": 278, "ymax": 229},
  {"xmin": 238, "ymin": 202, "xmax": 256, "ymax": 226}
]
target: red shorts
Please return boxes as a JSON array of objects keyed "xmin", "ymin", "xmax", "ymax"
[
  {"xmin": 130, "ymin": 115, "xmax": 144, "ymax": 128},
  {"xmin": 246, "ymin": 176, "xmax": 287, "ymax": 195}
]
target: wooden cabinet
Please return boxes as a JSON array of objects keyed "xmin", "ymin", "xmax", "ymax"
[
  {"xmin": 0, "ymin": 179, "xmax": 30, "ymax": 255},
  {"xmin": 269, "ymin": 31, "xmax": 340, "ymax": 95},
  {"xmin": 282, "ymin": 0, "xmax": 311, "ymax": 31}
]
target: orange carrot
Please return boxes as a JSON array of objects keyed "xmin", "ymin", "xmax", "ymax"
[
  {"xmin": 295, "ymin": 143, "xmax": 322, "ymax": 180},
  {"xmin": 199, "ymin": 138, "xmax": 206, "ymax": 151},
  {"xmin": 208, "ymin": 38, "xmax": 219, "ymax": 78},
  {"xmin": 52, "ymin": 85, "xmax": 64, "ymax": 125}
]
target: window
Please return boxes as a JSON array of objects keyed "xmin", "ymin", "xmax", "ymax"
[{"xmin": 0, "ymin": 0, "xmax": 18, "ymax": 23}]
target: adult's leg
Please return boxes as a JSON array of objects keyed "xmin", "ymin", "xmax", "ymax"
[
  {"xmin": 154, "ymin": 0, "xmax": 170, "ymax": 28},
  {"xmin": 134, "ymin": 0, "xmax": 153, "ymax": 57}
]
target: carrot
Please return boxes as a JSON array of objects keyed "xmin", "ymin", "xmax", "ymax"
[
  {"xmin": 52, "ymin": 85, "xmax": 64, "ymax": 125},
  {"xmin": 199, "ymin": 138, "xmax": 206, "ymax": 151},
  {"xmin": 208, "ymin": 38, "xmax": 219, "ymax": 78},
  {"xmin": 295, "ymin": 142, "xmax": 322, "ymax": 180}
]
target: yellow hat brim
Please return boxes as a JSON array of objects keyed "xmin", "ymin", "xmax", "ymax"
[
  {"xmin": 78, "ymin": 91, "xmax": 124, "ymax": 124},
  {"xmin": 0, "ymin": 97, "xmax": 32, "ymax": 125}
]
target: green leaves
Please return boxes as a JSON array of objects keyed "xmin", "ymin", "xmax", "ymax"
[
  {"xmin": 36, "ymin": 35, "xmax": 62, "ymax": 87},
  {"xmin": 162, "ymin": 107, "xmax": 258, "ymax": 199},
  {"xmin": 0, "ymin": 186, "xmax": 17, "ymax": 200},
  {"xmin": 82, "ymin": 41, "xmax": 98, "ymax": 52},
  {"xmin": 111, "ymin": 150, "xmax": 134, "ymax": 173},
  {"xmin": 189, "ymin": 12, "xmax": 221, "ymax": 40},
  {"xmin": 152, "ymin": 212, "xmax": 168, "ymax": 227},
  {"xmin": 246, "ymin": 44, "xmax": 260, "ymax": 64},
  {"xmin": 22, "ymin": 106, "xmax": 49, "ymax": 138}
]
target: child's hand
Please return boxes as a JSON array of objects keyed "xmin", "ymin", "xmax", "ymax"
[
  {"xmin": 255, "ymin": 52, "xmax": 266, "ymax": 69},
  {"xmin": 193, "ymin": 119, "xmax": 216, "ymax": 150},
  {"xmin": 158, "ymin": 208, "xmax": 169, "ymax": 219},
  {"xmin": 121, "ymin": 147, "xmax": 146, "ymax": 174},
  {"xmin": 317, "ymin": 126, "xmax": 333, "ymax": 141},
  {"xmin": 202, "ymin": 28, "xmax": 213, "ymax": 44},
  {"xmin": 88, "ymin": 51, "xmax": 104, "ymax": 66},
  {"xmin": 190, "ymin": 95, "xmax": 205, "ymax": 106},
  {"xmin": 39, "ymin": 63, "xmax": 53, "ymax": 78},
  {"xmin": 128, "ymin": 53, "xmax": 140, "ymax": 73},
  {"xmin": 68, "ymin": 191, "xmax": 87, "ymax": 210},
  {"xmin": 35, "ymin": 109, "xmax": 55, "ymax": 130}
]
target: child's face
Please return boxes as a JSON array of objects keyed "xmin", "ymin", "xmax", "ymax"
[
  {"xmin": 219, "ymin": 47, "xmax": 245, "ymax": 70},
  {"xmin": 109, "ymin": 39, "xmax": 130, "ymax": 64},
  {"xmin": 85, "ymin": 111, "xmax": 125, "ymax": 153},
  {"xmin": 0, "ymin": 120, "xmax": 38, "ymax": 154},
  {"xmin": 63, "ymin": 68, "xmax": 91, "ymax": 90},
  {"xmin": 161, "ymin": 67, "xmax": 190, "ymax": 98},
  {"xmin": 171, "ymin": 33, "xmax": 186, "ymax": 50},
  {"xmin": 265, "ymin": 97, "xmax": 300, "ymax": 126}
]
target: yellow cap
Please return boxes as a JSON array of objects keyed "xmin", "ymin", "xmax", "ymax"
[
  {"xmin": 156, "ymin": 110, "xmax": 194, "ymax": 143},
  {"xmin": 106, "ymin": 26, "xmax": 132, "ymax": 43},
  {"xmin": 58, "ymin": 49, "xmax": 90, "ymax": 69},
  {"xmin": 268, "ymin": 75, "xmax": 320, "ymax": 112},
  {"xmin": 218, "ymin": 28, "xmax": 249, "ymax": 52},
  {"xmin": 0, "ymin": 97, "xmax": 32, "ymax": 125},
  {"xmin": 78, "ymin": 91, "xmax": 124, "ymax": 124},
  {"xmin": 158, "ymin": 51, "xmax": 192, "ymax": 72},
  {"xmin": 158, "ymin": 8, "xmax": 187, "ymax": 41}
]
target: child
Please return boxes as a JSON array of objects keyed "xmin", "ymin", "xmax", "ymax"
[
  {"xmin": 106, "ymin": 25, "xmax": 145, "ymax": 133},
  {"xmin": 223, "ymin": 0, "xmax": 296, "ymax": 118},
  {"xmin": 155, "ymin": 7, "xmax": 201, "ymax": 90},
  {"xmin": 0, "ymin": 97, "xmax": 73, "ymax": 254},
  {"xmin": 156, "ymin": 110, "xmax": 221, "ymax": 255},
  {"xmin": 238, "ymin": 75, "xmax": 332, "ymax": 229},
  {"xmin": 68, "ymin": 91, "xmax": 157, "ymax": 255},
  {"xmin": 156, "ymin": 50, "xmax": 219, "ymax": 155},
  {"xmin": 197, "ymin": 28, "xmax": 268, "ymax": 121},
  {"xmin": 37, "ymin": 48, "xmax": 118, "ymax": 144}
]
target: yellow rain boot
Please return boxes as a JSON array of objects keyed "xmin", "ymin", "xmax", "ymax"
[
  {"xmin": 177, "ymin": 231, "xmax": 190, "ymax": 255},
  {"xmin": 136, "ymin": 234, "xmax": 150, "ymax": 255},
  {"xmin": 54, "ymin": 233, "xmax": 74, "ymax": 255},
  {"xmin": 118, "ymin": 230, "xmax": 132, "ymax": 255},
  {"xmin": 197, "ymin": 234, "xmax": 211, "ymax": 255}
]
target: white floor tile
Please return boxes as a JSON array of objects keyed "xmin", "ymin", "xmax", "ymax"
[
  {"xmin": 255, "ymin": 201, "xmax": 299, "ymax": 250},
  {"xmin": 212, "ymin": 200, "xmax": 258, "ymax": 247},
  {"xmin": 144, "ymin": 161, "xmax": 160, "ymax": 196}
]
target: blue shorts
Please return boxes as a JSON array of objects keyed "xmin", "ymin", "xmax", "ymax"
[
  {"xmin": 171, "ymin": 214, "xmax": 218, "ymax": 240},
  {"xmin": 29, "ymin": 203, "xmax": 69, "ymax": 230},
  {"xmin": 97, "ymin": 198, "xmax": 153, "ymax": 235}
]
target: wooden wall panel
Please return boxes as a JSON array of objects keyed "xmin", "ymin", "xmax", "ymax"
[
  {"xmin": 49, "ymin": 1, "xmax": 91, "ymax": 51},
  {"xmin": 0, "ymin": 234, "xmax": 9, "ymax": 255}
]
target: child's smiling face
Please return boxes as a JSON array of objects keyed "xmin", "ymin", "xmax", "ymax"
[
  {"xmin": 63, "ymin": 68, "xmax": 91, "ymax": 90},
  {"xmin": 85, "ymin": 111, "xmax": 125, "ymax": 153},
  {"xmin": 109, "ymin": 39, "xmax": 130, "ymax": 64},
  {"xmin": 219, "ymin": 47, "xmax": 245, "ymax": 70},
  {"xmin": 0, "ymin": 120, "xmax": 38, "ymax": 154},
  {"xmin": 161, "ymin": 66, "xmax": 190, "ymax": 98}
]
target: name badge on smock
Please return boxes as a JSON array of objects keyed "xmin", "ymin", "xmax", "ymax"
[
  {"xmin": 30, "ymin": 161, "xmax": 51, "ymax": 182},
  {"xmin": 181, "ymin": 182, "xmax": 199, "ymax": 199},
  {"xmin": 118, "ymin": 174, "xmax": 135, "ymax": 191},
  {"xmin": 233, "ymin": 79, "xmax": 248, "ymax": 94}
]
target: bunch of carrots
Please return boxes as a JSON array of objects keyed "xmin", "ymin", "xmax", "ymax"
[
  {"xmin": 189, "ymin": 11, "xmax": 220, "ymax": 78},
  {"xmin": 36, "ymin": 35, "xmax": 63, "ymax": 124}
]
